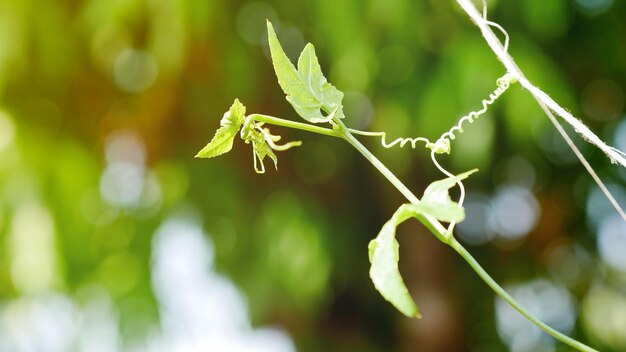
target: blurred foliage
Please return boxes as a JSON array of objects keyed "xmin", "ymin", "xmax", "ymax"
[{"xmin": 0, "ymin": 0, "xmax": 626, "ymax": 351}]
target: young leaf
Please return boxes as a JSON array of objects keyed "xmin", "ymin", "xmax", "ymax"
[
  {"xmin": 419, "ymin": 169, "xmax": 478, "ymax": 223},
  {"xmin": 266, "ymin": 21, "xmax": 344, "ymax": 123},
  {"xmin": 297, "ymin": 44, "xmax": 345, "ymax": 120},
  {"xmin": 249, "ymin": 130, "xmax": 278, "ymax": 174},
  {"xmin": 369, "ymin": 204, "xmax": 421, "ymax": 318},
  {"xmin": 196, "ymin": 99, "xmax": 246, "ymax": 158}
]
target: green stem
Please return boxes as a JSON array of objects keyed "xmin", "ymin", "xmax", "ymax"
[
  {"xmin": 341, "ymin": 121, "xmax": 596, "ymax": 352},
  {"xmin": 448, "ymin": 237, "xmax": 598, "ymax": 352},
  {"xmin": 256, "ymin": 115, "xmax": 596, "ymax": 352},
  {"xmin": 339, "ymin": 122, "xmax": 448, "ymax": 241},
  {"xmin": 249, "ymin": 114, "xmax": 342, "ymax": 138}
]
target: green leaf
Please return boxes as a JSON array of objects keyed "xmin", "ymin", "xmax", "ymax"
[
  {"xmin": 369, "ymin": 204, "xmax": 421, "ymax": 318},
  {"xmin": 419, "ymin": 169, "xmax": 478, "ymax": 223},
  {"xmin": 266, "ymin": 21, "xmax": 344, "ymax": 123},
  {"xmin": 369, "ymin": 170, "xmax": 476, "ymax": 318},
  {"xmin": 196, "ymin": 99, "xmax": 246, "ymax": 158}
]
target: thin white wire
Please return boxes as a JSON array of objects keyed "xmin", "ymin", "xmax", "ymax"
[
  {"xmin": 466, "ymin": 0, "xmax": 626, "ymax": 221},
  {"xmin": 427, "ymin": 2, "xmax": 514, "ymax": 229},
  {"xmin": 482, "ymin": 0, "xmax": 510, "ymax": 54}
]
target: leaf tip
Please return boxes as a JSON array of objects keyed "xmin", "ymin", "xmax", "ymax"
[
  {"xmin": 194, "ymin": 145, "xmax": 214, "ymax": 159},
  {"xmin": 195, "ymin": 146, "xmax": 208, "ymax": 158}
]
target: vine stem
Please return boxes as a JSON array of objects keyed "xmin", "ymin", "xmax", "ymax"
[
  {"xmin": 249, "ymin": 113, "xmax": 597, "ymax": 351},
  {"xmin": 448, "ymin": 237, "xmax": 598, "ymax": 352},
  {"xmin": 342, "ymin": 121, "xmax": 597, "ymax": 352},
  {"xmin": 455, "ymin": 0, "xmax": 626, "ymax": 221},
  {"xmin": 249, "ymin": 114, "xmax": 342, "ymax": 138}
]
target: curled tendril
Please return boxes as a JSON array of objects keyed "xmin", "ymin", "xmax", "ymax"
[
  {"xmin": 350, "ymin": 72, "xmax": 518, "ymax": 157},
  {"xmin": 429, "ymin": 72, "xmax": 518, "ymax": 235},
  {"xmin": 347, "ymin": 72, "xmax": 518, "ymax": 236},
  {"xmin": 347, "ymin": 129, "xmax": 434, "ymax": 150},
  {"xmin": 431, "ymin": 72, "xmax": 518, "ymax": 154}
]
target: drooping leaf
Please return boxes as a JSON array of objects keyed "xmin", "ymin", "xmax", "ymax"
[
  {"xmin": 369, "ymin": 170, "xmax": 477, "ymax": 318},
  {"xmin": 369, "ymin": 204, "xmax": 421, "ymax": 318},
  {"xmin": 196, "ymin": 99, "xmax": 246, "ymax": 158},
  {"xmin": 266, "ymin": 21, "xmax": 344, "ymax": 123},
  {"xmin": 419, "ymin": 169, "xmax": 478, "ymax": 223}
]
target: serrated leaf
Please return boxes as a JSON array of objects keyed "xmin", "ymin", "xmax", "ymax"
[
  {"xmin": 266, "ymin": 21, "xmax": 344, "ymax": 123},
  {"xmin": 196, "ymin": 99, "xmax": 246, "ymax": 158},
  {"xmin": 297, "ymin": 44, "xmax": 345, "ymax": 120},
  {"xmin": 419, "ymin": 169, "xmax": 478, "ymax": 223},
  {"xmin": 369, "ymin": 204, "xmax": 421, "ymax": 318}
]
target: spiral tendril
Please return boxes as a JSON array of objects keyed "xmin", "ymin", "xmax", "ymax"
[
  {"xmin": 347, "ymin": 129, "xmax": 434, "ymax": 150},
  {"xmin": 429, "ymin": 72, "xmax": 517, "ymax": 235},
  {"xmin": 350, "ymin": 72, "xmax": 518, "ymax": 157},
  {"xmin": 432, "ymin": 72, "xmax": 517, "ymax": 153},
  {"xmin": 348, "ymin": 72, "xmax": 518, "ymax": 236}
]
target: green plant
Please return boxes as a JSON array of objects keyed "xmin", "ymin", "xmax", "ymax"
[{"xmin": 196, "ymin": 6, "xmax": 618, "ymax": 351}]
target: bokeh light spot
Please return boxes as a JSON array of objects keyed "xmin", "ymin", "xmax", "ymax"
[
  {"xmin": 547, "ymin": 244, "xmax": 592, "ymax": 287},
  {"xmin": 151, "ymin": 216, "xmax": 296, "ymax": 352},
  {"xmin": 8, "ymin": 202, "xmax": 59, "ymax": 294},
  {"xmin": 113, "ymin": 49, "xmax": 158, "ymax": 93},
  {"xmin": 613, "ymin": 117, "xmax": 626, "ymax": 154},
  {"xmin": 575, "ymin": 0, "xmax": 614, "ymax": 16},
  {"xmin": 457, "ymin": 192, "xmax": 494, "ymax": 245},
  {"xmin": 331, "ymin": 54, "xmax": 370, "ymax": 91},
  {"xmin": 100, "ymin": 131, "xmax": 148, "ymax": 209},
  {"xmin": 488, "ymin": 186, "xmax": 539, "ymax": 242},
  {"xmin": 496, "ymin": 280, "xmax": 575, "ymax": 352},
  {"xmin": 105, "ymin": 131, "xmax": 146, "ymax": 166},
  {"xmin": 585, "ymin": 183, "xmax": 626, "ymax": 230},
  {"xmin": 581, "ymin": 79, "xmax": 624, "ymax": 121},
  {"xmin": 496, "ymin": 156, "xmax": 537, "ymax": 190},
  {"xmin": 597, "ymin": 214, "xmax": 626, "ymax": 272},
  {"xmin": 100, "ymin": 162, "xmax": 145, "ymax": 208},
  {"xmin": 582, "ymin": 287, "xmax": 626, "ymax": 350},
  {"xmin": 237, "ymin": 2, "xmax": 279, "ymax": 45}
]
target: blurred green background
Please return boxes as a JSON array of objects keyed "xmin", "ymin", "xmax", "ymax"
[{"xmin": 1, "ymin": 0, "xmax": 626, "ymax": 351}]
